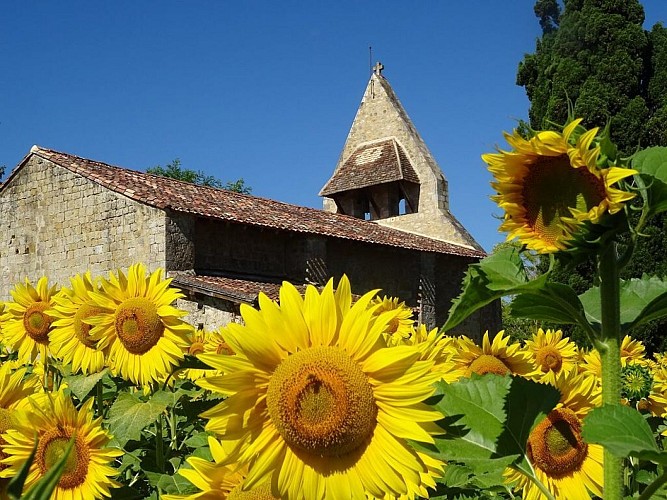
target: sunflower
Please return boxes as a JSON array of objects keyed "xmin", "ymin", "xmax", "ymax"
[
  {"xmin": 398, "ymin": 324, "xmax": 456, "ymax": 382},
  {"xmin": 483, "ymin": 119, "xmax": 637, "ymax": 253},
  {"xmin": 446, "ymin": 330, "xmax": 535, "ymax": 382},
  {"xmin": 197, "ymin": 276, "xmax": 443, "ymax": 500},
  {"xmin": 619, "ymin": 335, "xmax": 648, "ymax": 366},
  {"xmin": 162, "ymin": 437, "xmax": 277, "ymax": 500},
  {"xmin": 0, "ymin": 362, "xmax": 42, "ymax": 476},
  {"xmin": 0, "ymin": 391, "xmax": 122, "ymax": 499},
  {"xmin": 86, "ymin": 263, "xmax": 193, "ymax": 386},
  {"xmin": 48, "ymin": 272, "xmax": 107, "ymax": 375},
  {"xmin": 371, "ymin": 296, "xmax": 415, "ymax": 346},
  {"xmin": 505, "ymin": 370, "xmax": 603, "ymax": 499},
  {"xmin": 182, "ymin": 326, "xmax": 233, "ymax": 381},
  {"xmin": 579, "ymin": 335, "xmax": 647, "ymax": 385},
  {"xmin": 524, "ymin": 328, "xmax": 579, "ymax": 382},
  {"xmin": 2, "ymin": 277, "xmax": 58, "ymax": 364},
  {"xmin": 620, "ymin": 362, "xmax": 667, "ymax": 417}
]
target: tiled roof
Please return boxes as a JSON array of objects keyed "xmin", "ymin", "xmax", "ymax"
[
  {"xmin": 16, "ymin": 146, "xmax": 484, "ymax": 258},
  {"xmin": 170, "ymin": 273, "xmax": 299, "ymax": 303},
  {"xmin": 321, "ymin": 138, "xmax": 419, "ymax": 196},
  {"xmin": 172, "ymin": 273, "xmax": 363, "ymax": 305}
]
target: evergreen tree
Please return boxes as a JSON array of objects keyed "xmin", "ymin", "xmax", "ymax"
[{"xmin": 516, "ymin": 0, "xmax": 667, "ymax": 352}]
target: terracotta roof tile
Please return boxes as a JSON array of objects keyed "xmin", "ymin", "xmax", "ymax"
[
  {"xmin": 171, "ymin": 273, "xmax": 308, "ymax": 303},
  {"xmin": 20, "ymin": 147, "xmax": 484, "ymax": 258},
  {"xmin": 321, "ymin": 138, "xmax": 419, "ymax": 196}
]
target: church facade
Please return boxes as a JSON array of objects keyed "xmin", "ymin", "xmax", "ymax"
[{"xmin": 0, "ymin": 66, "xmax": 499, "ymax": 336}]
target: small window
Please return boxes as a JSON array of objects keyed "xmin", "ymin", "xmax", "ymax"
[{"xmin": 398, "ymin": 198, "xmax": 407, "ymax": 215}]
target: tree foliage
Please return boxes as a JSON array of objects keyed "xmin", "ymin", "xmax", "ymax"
[
  {"xmin": 518, "ymin": 0, "xmax": 667, "ymax": 152},
  {"xmin": 147, "ymin": 159, "xmax": 252, "ymax": 194},
  {"xmin": 515, "ymin": 0, "xmax": 667, "ymax": 351}
]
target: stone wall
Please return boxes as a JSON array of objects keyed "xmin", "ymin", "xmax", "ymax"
[
  {"xmin": 0, "ymin": 156, "xmax": 167, "ymax": 299},
  {"xmin": 175, "ymin": 295, "xmax": 241, "ymax": 332}
]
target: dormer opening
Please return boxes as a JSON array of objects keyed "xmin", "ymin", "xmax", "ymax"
[{"xmin": 320, "ymin": 137, "xmax": 421, "ymax": 221}]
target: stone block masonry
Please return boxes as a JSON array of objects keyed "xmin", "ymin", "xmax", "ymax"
[{"xmin": 0, "ymin": 156, "xmax": 167, "ymax": 299}]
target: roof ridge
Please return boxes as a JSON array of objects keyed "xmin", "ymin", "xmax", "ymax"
[{"xmin": 13, "ymin": 146, "xmax": 484, "ymax": 258}]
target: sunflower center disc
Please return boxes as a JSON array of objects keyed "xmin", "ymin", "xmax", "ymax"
[
  {"xmin": 74, "ymin": 303, "xmax": 104, "ymax": 348},
  {"xmin": 522, "ymin": 155, "xmax": 605, "ymax": 246},
  {"xmin": 535, "ymin": 346, "xmax": 563, "ymax": 373},
  {"xmin": 467, "ymin": 354, "xmax": 510, "ymax": 376},
  {"xmin": 114, "ymin": 297, "xmax": 165, "ymax": 355},
  {"xmin": 266, "ymin": 346, "xmax": 377, "ymax": 457},
  {"xmin": 23, "ymin": 302, "xmax": 52, "ymax": 343},
  {"xmin": 528, "ymin": 407, "xmax": 588, "ymax": 477},
  {"xmin": 188, "ymin": 341, "xmax": 205, "ymax": 356},
  {"xmin": 0, "ymin": 408, "xmax": 14, "ymax": 471},
  {"xmin": 216, "ymin": 340, "xmax": 234, "ymax": 355},
  {"xmin": 387, "ymin": 316, "xmax": 400, "ymax": 334},
  {"xmin": 37, "ymin": 428, "xmax": 90, "ymax": 490}
]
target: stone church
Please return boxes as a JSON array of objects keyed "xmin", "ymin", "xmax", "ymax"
[{"xmin": 0, "ymin": 65, "xmax": 499, "ymax": 335}]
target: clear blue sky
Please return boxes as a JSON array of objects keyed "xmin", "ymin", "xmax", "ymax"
[{"xmin": 2, "ymin": 1, "xmax": 665, "ymax": 252}]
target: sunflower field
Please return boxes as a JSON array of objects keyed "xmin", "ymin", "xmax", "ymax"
[{"xmin": 2, "ymin": 120, "xmax": 667, "ymax": 499}]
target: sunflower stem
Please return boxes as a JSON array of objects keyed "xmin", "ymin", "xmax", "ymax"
[
  {"xmin": 96, "ymin": 379, "xmax": 104, "ymax": 418},
  {"xmin": 598, "ymin": 241, "xmax": 623, "ymax": 499},
  {"xmin": 156, "ymin": 414, "xmax": 165, "ymax": 473}
]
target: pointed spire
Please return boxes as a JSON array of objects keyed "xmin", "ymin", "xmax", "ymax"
[{"xmin": 321, "ymin": 69, "xmax": 483, "ymax": 251}]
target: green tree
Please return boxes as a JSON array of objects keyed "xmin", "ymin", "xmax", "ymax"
[
  {"xmin": 517, "ymin": 0, "xmax": 667, "ymax": 352},
  {"xmin": 147, "ymin": 159, "xmax": 252, "ymax": 194}
]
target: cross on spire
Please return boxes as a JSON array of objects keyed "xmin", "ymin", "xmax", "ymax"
[{"xmin": 373, "ymin": 61, "xmax": 384, "ymax": 76}]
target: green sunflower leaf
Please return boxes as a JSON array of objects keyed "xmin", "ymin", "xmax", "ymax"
[
  {"xmin": 144, "ymin": 471, "xmax": 199, "ymax": 495},
  {"xmin": 632, "ymin": 146, "xmax": 667, "ymax": 218},
  {"xmin": 107, "ymin": 392, "xmax": 170, "ymax": 447},
  {"xmin": 444, "ymin": 247, "xmax": 547, "ymax": 331},
  {"xmin": 63, "ymin": 368, "xmax": 109, "ymax": 401},
  {"xmin": 445, "ymin": 245, "xmax": 589, "ymax": 331},
  {"xmin": 579, "ymin": 276, "xmax": 667, "ymax": 334},
  {"xmin": 509, "ymin": 282, "xmax": 587, "ymax": 324},
  {"xmin": 582, "ymin": 404, "xmax": 667, "ymax": 464},
  {"xmin": 430, "ymin": 374, "xmax": 559, "ymax": 481}
]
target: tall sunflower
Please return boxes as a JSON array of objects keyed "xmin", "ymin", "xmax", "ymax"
[
  {"xmin": 579, "ymin": 335, "xmax": 647, "ymax": 385},
  {"xmin": 182, "ymin": 327, "xmax": 233, "ymax": 381},
  {"xmin": 505, "ymin": 370, "xmax": 603, "ymax": 499},
  {"xmin": 162, "ymin": 437, "xmax": 277, "ymax": 500},
  {"xmin": 524, "ymin": 328, "xmax": 579, "ymax": 382},
  {"xmin": 0, "ymin": 362, "xmax": 42, "ymax": 478},
  {"xmin": 197, "ymin": 276, "xmax": 443, "ymax": 500},
  {"xmin": 371, "ymin": 296, "xmax": 414, "ymax": 346},
  {"xmin": 621, "ymin": 361, "xmax": 667, "ymax": 417},
  {"xmin": 48, "ymin": 272, "xmax": 107, "ymax": 375},
  {"xmin": 0, "ymin": 391, "xmax": 122, "ymax": 499},
  {"xmin": 398, "ymin": 324, "xmax": 456, "ymax": 382},
  {"xmin": 483, "ymin": 119, "xmax": 636, "ymax": 253},
  {"xmin": 446, "ymin": 330, "xmax": 534, "ymax": 382},
  {"xmin": 86, "ymin": 263, "xmax": 193, "ymax": 387},
  {"xmin": 2, "ymin": 277, "xmax": 58, "ymax": 364}
]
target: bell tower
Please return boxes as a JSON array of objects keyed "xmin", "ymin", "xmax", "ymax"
[{"xmin": 320, "ymin": 63, "xmax": 482, "ymax": 251}]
